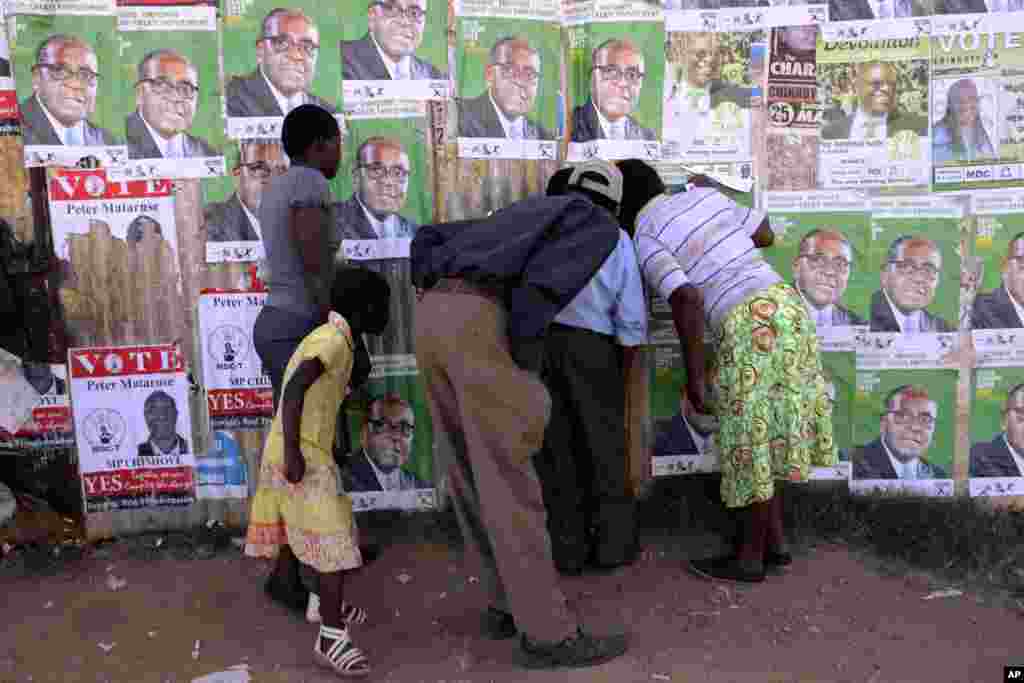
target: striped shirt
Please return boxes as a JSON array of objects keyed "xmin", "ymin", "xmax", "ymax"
[{"xmin": 634, "ymin": 188, "xmax": 781, "ymax": 329}]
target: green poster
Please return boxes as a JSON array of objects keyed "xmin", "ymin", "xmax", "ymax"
[
  {"xmin": 11, "ymin": 13, "xmax": 123, "ymax": 167},
  {"xmin": 454, "ymin": 6, "xmax": 560, "ymax": 159},
  {"xmin": 972, "ymin": 192, "xmax": 1024, "ymax": 365},
  {"xmin": 821, "ymin": 351, "xmax": 854, "ymax": 463},
  {"xmin": 116, "ymin": 3, "xmax": 226, "ymax": 179},
  {"xmin": 340, "ymin": 0, "xmax": 448, "ymax": 105},
  {"xmin": 970, "ymin": 368, "xmax": 1024, "ymax": 496},
  {"xmin": 565, "ymin": 1, "xmax": 664, "ymax": 160},
  {"xmin": 222, "ymin": 0, "xmax": 344, "ymax": 138},
  {"xmin": 852, "ymin": 369, "xmax": 957, "ymax": 487}
]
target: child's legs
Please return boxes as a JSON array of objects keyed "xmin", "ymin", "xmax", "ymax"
[{"xmin": 317, "ymin": 570, "xmax": 345, "ymax": 631}]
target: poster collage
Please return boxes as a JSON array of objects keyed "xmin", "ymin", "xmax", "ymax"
[{"xmin": 4, "ymin": 0, "xmax": 1024, "ymax": 512}]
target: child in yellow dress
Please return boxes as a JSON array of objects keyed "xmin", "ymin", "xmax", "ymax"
[{"xmin": 245, "ymin": 265, "xmax": 390, "ymax": 678}]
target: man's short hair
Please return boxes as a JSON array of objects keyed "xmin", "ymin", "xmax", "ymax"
[
  {"xmin": 363, "ymin": 393, "xmax": 414, "ymax": 426},
  {"xmin": 615, "ymin": 158, "xmax": 665, "ymax": 235},
  {"xmin": 798, "ymin": 229, "xmax": 853, "ymax": 257},
  {"xmin": 144, "ymin": 389, "xmax": 177, "ymax": 413},
  {"xmin": 489, "ymin": 36, "xmax": 538, "ymax": 65},
  {"xmin": 592, "ymin": 38, "xmax": 641, "ymax": 65},
  {"xmin": 886, "ymin": 235, "xmax": 939, "ymax": 267},
  {"xmin": 261, "ymin": 7, "xmax": 312, "ymax": 37},
  {"xmin": 883, "ymin": 384, "xmax": 931, "ymax": 414},
  {"xmin": 137, "ymin": 48, "xmax": 191, "ymax": 82},
  {"xmin": 330, "ymin": 265, "xmax": 390, "ymax": 324},
  {"xmin": 35, "ymin": 34, "xmax": 91, "ymax": 65},
  {"xmin": 126, "ymin": 215, "xmax": 161, "ymax": 244},
  {"xmin": 280, "ymin": 103, "xmax": 340, "ymax": 159},
  {"xmin": 355, "ymin": 136, "xmax": 404, "ymax": 166},
  {"xmin": 545, "ymin": 167, "xmax": 574, "ymax": 196}
]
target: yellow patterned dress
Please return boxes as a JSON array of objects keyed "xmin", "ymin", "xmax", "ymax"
[
  {"xmin": 710, "ymin": 282, "xmax": 837, "ymax": 509},
  {"xmin": 244, "ymin": 315, "xmax": 362, "ymax": 573}
]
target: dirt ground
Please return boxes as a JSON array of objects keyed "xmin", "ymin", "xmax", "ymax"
[{"xmin": 2, "ymin": 530, "xmax": 1022, "ymax": 683}]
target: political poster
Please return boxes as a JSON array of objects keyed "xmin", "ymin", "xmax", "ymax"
[
  {"xmin": 851, "ymin": 368, "xmax": 957, "ymax": 496},
  {"xmin": 816, "ymin": 21, "xmax": 931, "ymax": 189},
  {"xmin": 663, "ymin": 29, "xmax": 761, "ymax": 163},
  {"xmin": 815, "ymin": 351, "xmax": 854, "ymax": 480},
  {"xmin": 0, "ymin": 362, "xmax": 73, "ymax": 450},
  {"xmin": 856, "ymin": 195, "xmax": 961, "ymax": 369},
  {"xmin": 340, "ymin": 0, "xmax": 449, "ymax": 106},
  {"xmin": 764, "ymin": 25, "xmax": 820, "ymax": 192},
  {"xmin": 195, "ymin": 430, "xmax": 249, "ymax": 500},
  {"xmin": 931, "ymin": 16, "xmax": 1024, "ymax": 191},
  {"xmin": 970, "ymin": 367, "xmax": 1024, "ymax": 497},
  {"xmin": 0, "ymin": 10, "xmax": 20, "ymax": 139},
  {"xmin": 566, "ymin": 0, "xmax": 664, "ymax": 162},
  {"xmin": 203, "ymin": 139, "xmax": 288, "ymax": 264},
  {"xmin": 8, "ymin": 0, "xmax": 125, "ymax": 168},
  {"xmin": 454, "ymin": 0, "xmax": 560, "ymax": 160},
  {"xmin": 68, "ymin": 343, "xmax": 196, "ymax": 512},
  {"xmin": 762, "ymin": 189, "xmax": 870, "ymax": 352},
  {"xmin": 197, "ymin": 290, "xmax": 272, "ymax": 431},
  {"xmin": 971, "ymin": 190, "xmax": 1024, "ymax": 365},
  {"xmin": 664, "ymin": 0, "xmax": 825, "ymax": 34},
  {"xmin": 222, "ymin": 0, "xmax": 344, "ymax": 140},
  {"xmin": 112, "ymin": 0, "xmax": 225, "ymax": 180}
]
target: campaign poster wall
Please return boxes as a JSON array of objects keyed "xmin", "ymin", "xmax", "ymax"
[
  {"xmin": 851, "ymin": 368, "xmax": 957, "ymax": 496},
  {"xmin": 764, "ymin": 25, "xmax": 820, "ymax": 192},
  {"xmin": 566, "ymin": 0, "xmax": 664, "ymax": 161},
  {"xmin": 819, "ymin": 351, "xmax": 854, "ymax": 479},
  {"xmin": 222, "ymin": 0, "xmax": 344, "ymax": 139},
  {"xmin": 856, "ymin": 196, "xmax": 962, "ymax": 369},
  {"xmin": 340, "ymin": 0, "xmax": 449, "ymax": 105},
  {"xmin": 113, "ymin": 0, "xmax": 225, "ymax": 180},
  {"xmin": 0, "ymin": 12, "xmax": 17, "ymax": 136},
  {"xmin": 9, "ymin": 2, "xmax": 125, "ymax": 167},
  {"xmin": 970, "ymin": 367, "xmax": 1024, "ymax": 496},
  {"xmin": 971, "ymin": 190, "xmax": 1024, "ymax": 365},
  {"xmin": 454, "ymin": 0, "xmax": 560, "ymax": 160},
  {"xmin": 816, "ymin": 22, "xmax": 931, "ymax": 189},
  {"xmin": 930, "ymin": 17, "xmax": 1024, "ymax": 191},
  {"xmin": 762, "ymin": 190, "xmax": 871, "ymax": 352},
  {"xmin": 197, "ymin": 290, "xmax": 272, "ymax": 431},
  {"xmin": 68, "ymin": 343, "xmax": 196, "ymax": 512}
]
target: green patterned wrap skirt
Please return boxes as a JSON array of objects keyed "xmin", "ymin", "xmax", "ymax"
[{"xmin": 709, "ymin": 282, "xmax": 837, "ymax": 508}]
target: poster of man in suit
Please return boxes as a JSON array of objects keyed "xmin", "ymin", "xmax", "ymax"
[
  {"xmin": 663, "ymin": 31, "xmax": 757, "ymax": 162},
  {"xmin": 204, "ymin": 140, "xmax": 288, "ymax": 263},
  {"xmin": 970, "ymin": 371, "xmax": 1024, "ymax": 496},
  {"xmin": 11, "ymin": 14, "xmax": 125, "ymax": 168},
  {"xmin": 454, "ymin": 4, "xmax": 559, "ymax": 160},
  {"xmin": 970, "ymin": 200, "xmax": 1024, "ymax": 366},
  {"xmin": 222, "ymin": 3, "xmax": 344, "ymax": 139},
  {"xmin": 340, "ymin": 0, "xmax": 448, "ymax": 104},
  {"xmin": 762, "ymin": 191, "xmax": 870, "ymax": 350},
  {"xmin": 851, "ymin": 371, "xmax": 956, "ymax": 495},
  {"xmin": 117, "ymin": 3, "xmax": 225, "ymax": 179},
  {"xmin": 827, "ymin": 0, "xmax": 932, "ymax": 21},
  {"xmin": 566, "ymin": 2, "xmax": 664, "ymax": 161},
  {"xmin": 817, "ymin": 33, "xmax": 931, "ymax": 189},
  {"xmin": 341, "ymin": 393, "xmax": 431, "ymax": 493}
]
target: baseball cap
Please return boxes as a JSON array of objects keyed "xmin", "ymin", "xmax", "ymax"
[{"xmin": 567, "ymin": 160, "xmax": 624, "ymax": 206}]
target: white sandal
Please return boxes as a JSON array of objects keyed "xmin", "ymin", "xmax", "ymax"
[
  {"xmin": 313, "ymin": 625, "xmax": 371, "ymax": 678},
  {"xmin": 306, "ymin": 593, "xmax": 369, "ymax": 625}
]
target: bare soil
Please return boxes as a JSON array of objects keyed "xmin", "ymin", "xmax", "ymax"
[{"xmin": 2, "ymin": 532, "xmax": 1022, "ymax": 683}]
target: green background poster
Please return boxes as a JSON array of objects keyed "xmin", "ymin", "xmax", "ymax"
[
  {"xmin": 223, "ymin": 0, "xmax": 344, "ymax": 114},
  {"xmin": 975, "ymin": 212, "xmax": 1024, "ymax": 302},
  {"xmin": 971, "ymin": 368, "xmax": 1024, "ymax": 490},
  {"xmin": 11, "ymin": 15, "xmax": 120, "ymax": 142},
  {"xmin": 567, "ymin": 20, "xmax": 664, "ymax": 139},
  {"xmin": 822, "ymin": 352, "xmax": 854, "ymax": 462},
  {"xmin": 867, "ymin": 215, "xmax": 961, "ymax": 332},
  {"xmin": 853, "ymin": 369, "xmax": 958, "ymax": 478},
  {"xmin": 339, "ymin": 0, "xmax": 447, "ymax": 79},
  {"xmin": 764, "ymin": 210, "xmax": 871, "ymax": 325},
  {"xmin": 456, "ymin": 17, "xmax": 560, "ymax": 137}
]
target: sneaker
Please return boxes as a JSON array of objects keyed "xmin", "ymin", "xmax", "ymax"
[
  {"xmin": 483, "ymin": 607, "xmax": 517, "ymax": 640},
  {"xmin": 520, "ymin": 628, "xmax": 629, "ymax": 670},
  {"xmin": 688, "ymin": 556, "xmax": 765, "ymax": 584}
]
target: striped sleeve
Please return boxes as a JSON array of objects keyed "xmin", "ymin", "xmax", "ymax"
[
  {"xmin": 727, "ymin": 194, "xmax": 766, "ymax": 237},
  {"xmin": 635, "ymin": 231, "xmax": 690, "ymax": 301}
]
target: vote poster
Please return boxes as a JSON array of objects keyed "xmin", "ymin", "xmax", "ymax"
[
  {"xmin": 196, "ymin": 430, "xmax": 249, "ymax": 500},
  {"xmin": 817, "ymin": 351, "xmax": 854, "ymax": 480},
  {"xmin": 454, "ymin": 0, "xmax": 560, "ymax": 160},
  {"xmin": 765, "ymin": 25, "xmax": 820, "ymax": 191},
  {"xmin": 762, "ymin": 190, "xmax": 871, "ymax": 352},
  {"xmin": 222, "ymin": 0, "xmax": 344, "ymax": 139},
  {"xmin": 197, "ymin": 290, "xmax": 272, "ymax": 431},
  {"xmin": 931, "ymin": 16, "xmax": 1024, "ymax": 191},
  {"xmin": 9, "ymin": 1, "xmax": 125, "ymax": 168},
  {"xmin": 972, "ymin": 191, "xmax": 1024, "ymax": 365},
  {"xmin": 970, "ymin": 367, "xmax": 1024, "ymax": 496},
  {"xmin": 68, "ymin": 343, "xmax": 196, "ymax": 512},
  {"xmin": 112, "ymin": 0, "xmax": 225, "ymax": 180},
  {"xmin": 566, "ymin": 0, "xmax": 664, "ymax": 162},
  {"xmin": 0, "ymin": 13, "xmax": 16, "ymax": 137},
  {"xmin": 817, "ymin": 21, "xmax": 931, "ymax": 189},
  {"xmin": 0, "ymin": 362, "xmax": 73, "ymax": 450},
  {"xmin": 851, "ymin": 368, "xmax": 957, "ymax": 496}
]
